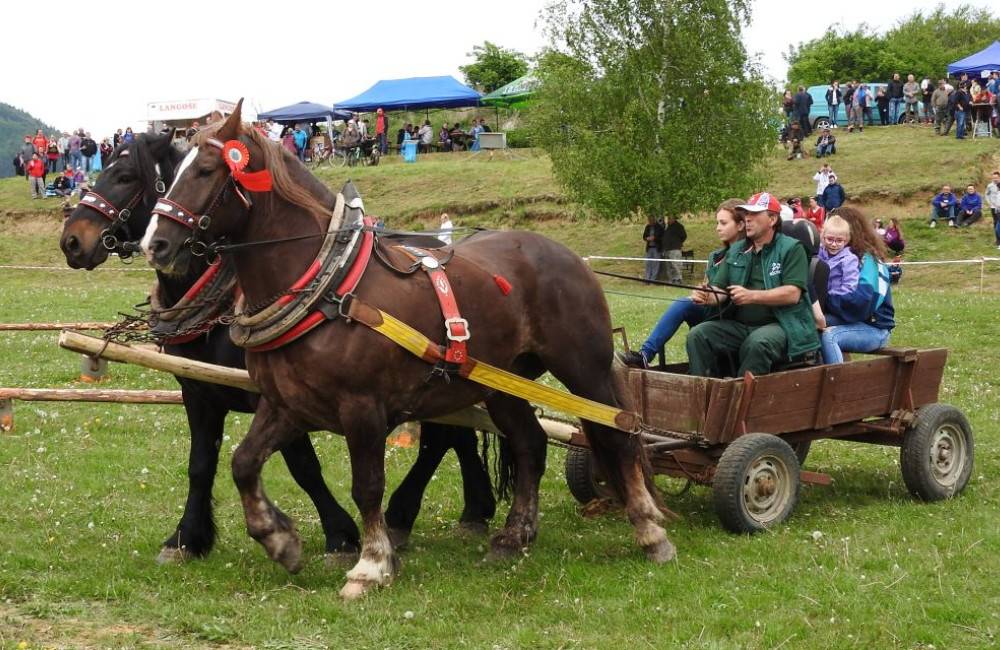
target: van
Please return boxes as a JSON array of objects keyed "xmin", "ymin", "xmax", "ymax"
[{"xmin": 806, "ymin": 83, "xmax": 894, "ymax": 130}]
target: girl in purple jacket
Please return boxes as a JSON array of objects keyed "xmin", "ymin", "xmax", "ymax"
[{"xmin": 819, "ymin": 215, "xmax": 859, "ymax": 296}]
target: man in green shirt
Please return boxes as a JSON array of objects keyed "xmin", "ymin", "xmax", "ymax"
[{"xmin": 686, "ymin": 192, "xmax": 820, "ymax": 377}]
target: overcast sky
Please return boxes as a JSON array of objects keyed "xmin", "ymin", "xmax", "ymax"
[{"xmin": 0, "ymin": 0, "xmax": 982, "ymax": 138}]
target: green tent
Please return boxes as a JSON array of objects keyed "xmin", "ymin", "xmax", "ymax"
[{"xmin": 480, "ymin": 74, "xmax": 538, "ymax": 108}]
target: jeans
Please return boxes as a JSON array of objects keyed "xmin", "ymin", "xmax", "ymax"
[
  {"xmin": 878, "ymin": 106, "xmax": 889, "ymax": 125},
  {"xmin": 644, "ymin": 248, "xmax": 661, "ymax": 282},
  {"xmin": 934, "ymin": 107, "xmax": 949, "ymax": 133},
  {"xmin": 377, "ymin": 132, "xmax": 388, "ymax": 154},
  {"xmin": 820, "ymin": 323, "xmax": 891, "ymax": 364},
  {"xmin": 957, "ymin": 210, "xmax": 981, "ymax": 227},
  {"xmin": 828, "ymin": 104, "xmax": 839, "ymax": 125},
  {"xmin": 663, "ymin": 248, "xmax": 682, "ymax": 283},
  {"xmin": 639, "ymin": 297, "xmax": 706, "ymax": 363},
  {"xmin": 993, "ymin": 209, "xmax": 1000, "ymax": 245},
  {"xmin": 890, "ymin": 97, "xmax": 902, "ymax": 123},
  {"xmin": 955, "ymin": 110, "xmax": 966, "ymax": 138},
  {"xmin": 816, "ymin": 143, "xmax": 834, "ymax": 157},
  {"xmin": 29, "ymin": 176, "xmax": 44, "ymax": 197},
  {"xmin": 47, "ymin": 158, "xmax": 58, "ymax": 173},
  {"xmin": 930, "ymin": 204, "xmax": 955, "ymax": 223}
]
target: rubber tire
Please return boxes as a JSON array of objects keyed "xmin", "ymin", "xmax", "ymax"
[
  {"xmin": 713, "ymin": 433, "xmax": 801, "ymax": 534},
  {"xmin": 564, "ymin": 446, "xmax": 614, "ymax": 504},
  {"xmin": 328, "ymin": 150, "xmax": 348, "ymax": 168},
  {"xmin": 814, "ymin": 117, "xmax": 832, "ymax": 131},
  {"xmin": 900, "ymin": 403, "xmax": 974, "ymax": 501}
]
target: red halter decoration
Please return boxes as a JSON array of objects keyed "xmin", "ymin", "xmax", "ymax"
[{"xmin": 221, "ymin": 139, "xmax": 272, "ymax": 193}]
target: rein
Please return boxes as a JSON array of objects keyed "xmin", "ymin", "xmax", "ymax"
[{"xmin": 591, "ymin": 269, "xmax": 731, "ymax": 297}]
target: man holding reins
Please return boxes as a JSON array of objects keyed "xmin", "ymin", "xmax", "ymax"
[{"xmin": 685, "ymin": 192, "xmax": 820, "ymax": 378}]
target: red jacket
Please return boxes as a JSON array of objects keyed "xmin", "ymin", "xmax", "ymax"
[
  {"xmin": 33, "ymin": 135, "xmax": 47, "ymax": 154},
  {"xmin": 26, "ymin": 159, "xmax": 46, "ymax": 177},
  {"xmin": 805, "ymin": 207, "xmax": 825, "ymax": 229}
]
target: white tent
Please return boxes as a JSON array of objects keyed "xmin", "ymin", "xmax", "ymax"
[{"xmin": 146, "ymin": 98, "xmax": 239, "ymax": 131}]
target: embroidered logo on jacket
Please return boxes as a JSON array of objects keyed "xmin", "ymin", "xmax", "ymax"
[{"xmin": 769, "ymin": 262, "xmax": 782, "ymax": 276}]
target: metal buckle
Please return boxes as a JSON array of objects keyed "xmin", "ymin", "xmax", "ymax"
[
  {"xmin": 188, "ymin": 239, "xmax": 209, "ymax": 257},
  {"xmin": 198, "ymin": 215, "xmax": 212, "ymax": 230},
  {"xmin": 155, "ymin": 179, "xmax": 166, "ymax": 194},
  {"xmin": 101, "ymin": 230, "xmax": 118, "ymax": 251},
  {"xmin": 119, "ymin": 208, "xmax": 131, "ymax": 221},
  {"xmin": 444, "ymin": 317, "xmax": 470, "ymax": 342}
]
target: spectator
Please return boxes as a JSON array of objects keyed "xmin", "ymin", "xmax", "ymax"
[
  {"xmin": 847, "ymin": 84, "xmax": 865, "ymax": 133},
  {"xmin": 860, "ymin": 84, "xmax": 874, "ymax": 127},
  {"xmin": 903, "ymin": 74, "xmax": 920, "ymax": 123},
  {"xmin": 52, "ymin": 168, "xmax": 74, "ymax": 197},
  {"xmin": 478, "ymin": 117, "xmax": 491, "ymax": 133},
  {"xmin": 821, "ymin": 173, "xmax": 846, "ymax": 211},
  {"xmin": 280, "ymin": 126, "xmax": 298, "ymax": 155},
  {"xmin": 46, "ymin": 138, "xmax": 60, "ymax": 174},
  {"xmin": 794, "ymin": 85, "xmax": 813, "ymax": 136},
  {"xmin": 958, "ymin": 184, "xmax": 982, "ymax": 227},
  {"xmin": 439, "ymin": 124, "xmax": 452, "ymax": 151},
  {"xmin": 623, "ymin": 199, "xmax": 747, "ymax": 368},
  {"xmin": 685, "ymin": 191, "xmax": 820, "ymax": 378},
  {"xmin": 122, "ymin": 127, "xmax": 135, "ymax": 144},
  {"xmin": 439, "ymin": 213, "xmax": 454, "ymax": 245},
  {"xmin": 842, "ymin": 81, "xmax": 856, "ymax": 115},
  {"xmin": 57, "ymin": 132, "xmax": 69, "ymax": 168},
  {"xmin": 825, "ymin": 81, "xmax": 842, "ymax": 127},
  {"xmin": 929, "ymin": 184, "xmax": 957, "ymax": 228},
  {"xmin": 113, "ymin": 128, "xmax": 123, "ymax": 147},
  {"xmin": 358, "ymin": 118, "xmax": 369, "ymax": 140},
  {"xmin": 931, "ymin": 79, "xmax": 950, "ymax": 135},
  {"xmin": 32, "ymin": 129, "xmax": 47, "ymax": 159},
  {"xmin": 884, "ymin": 217, "xmax": 905, "ymax": 253},
  {"xmin": 818, "ymin": 215, "xmax": 860, "ymax": 304},
  {"xmin": 819, "ymin": 206, "xmax": 895, "ymax": 364},
  {"xmin": 375, "ymin": 108, "xmax": 388, "ymax": 155},
  {"xmin": 782, "ymin": 90, "xmax": 794, "ymax": 124},
  {"xmin": 26, "ymin": 153, "xmax": 46, "ymax": 198},
  {"xmin": 805, "ymin": 197, "xmax": 826, "ymax": 229},
  {"xmin": 89, "ymin": 134, "xmax": 103, "ymax": 173},
  {"xmin": 19, "ymin": 136, "xmax": 35, "ymax": 182},
  {"xmin": 186, "ymin": 120, "xmax": 200, "ymax": 140},
  {"xmin": 887, "ymin": 73, "xmax": 904, "ymax": 124},
  {"xmin": 785, "ymin": 121, "xmax": 805, "ymax": 160},
  {"xmin": 815, "ymin": 127, "xmax": 835, "ymax": 157},
  {"xmin": 921, "ymin": 79, "xmax": 934, "ymax": 124},
  {"xmin": 875, "ymin": 87, "xmax": 890, "ymax": 126},
  {"xmin": 873, "ymin": 218, "xmax": 886, "ymax": 237},
  {"xmin": 469, "ymin": 119, "xmax": 484, "ymax": 151},
  {"xmin": 292, "ymin": 124, "xmax": 308, "ymax": 161},
  {"xmin": 641, "ymin": 214, "xmax": 664, "ymax": 282},
  {"xmin": 987, "ymin": 170, "xmax": 1000, "ymax": 248},
  {"xmin": 787, "ymin": 197, "xmax": 805, "ymax": 220},
  {"xmin": 100, "ymin": 138, "xmax": 113, "ymax": 166},
  {"xmin": 953, "ymin": 83, "xmax": 970, "ymax": 140},
  {"xmin": 417, "ymin": 120, "xmax": 433, "ymax": 153},
  {"xmin": 80, "ymin": 131, "xmax": 98, "ymax": 172},
  {"xmin": 813, "ymin": 162, "xmax": 833, "ymax": 204},
  {"xmin": 661, "ymin": 215, "xmax": 687, "ymax": 284}
]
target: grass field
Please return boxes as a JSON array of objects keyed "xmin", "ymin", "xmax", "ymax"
[{"xmin": 0, "ymin": 125, "xmax": 998, "ymax": 649}]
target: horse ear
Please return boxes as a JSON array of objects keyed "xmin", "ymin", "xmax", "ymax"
[{"xmin": 216, "ymin": 98, "xmax": 244, "ymax": 141}]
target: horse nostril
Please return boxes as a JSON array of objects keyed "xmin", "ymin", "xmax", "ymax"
[
  {"xmin": 148, "ymin": 238, "xmax": 170, "ymax": 257},
  {"xmin": 64, "ymin": 235, "xmax": 80, "ymax": 253}
]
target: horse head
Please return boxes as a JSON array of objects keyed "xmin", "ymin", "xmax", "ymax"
[
  {"xmin": 141, "ymin": 98, "xmax": 333, "ymax": 277},
  {"xmin": 60, "ymin": 131, "xmax": 182, "ymax": 269}
]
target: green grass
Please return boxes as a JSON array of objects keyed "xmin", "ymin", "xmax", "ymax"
[{"xmin": 1, "ymin": 131, "xmax": 998, "ymax": 648}]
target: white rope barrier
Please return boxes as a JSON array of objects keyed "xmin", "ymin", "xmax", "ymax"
[
  {"xmin": 0, "ymin": 264, "xmax": 153, "ymax": 272},
  {"xmin": 584, "ymin": 255, "xmax": 1000, "ymax": 267}
]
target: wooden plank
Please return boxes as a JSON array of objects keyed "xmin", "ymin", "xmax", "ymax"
[
  {"xmin": 910, "ymin": 349, "xmax": 948, "ymax": 406},
  {"xmin": 635, "ymin": 370, "xmax": 711, "ymax": 436},
  {"xmin": 705, "ymin": 379, "xmax": 741, "ymax": 444},
  {"xmin": 0, "ymin": 322, "xmax": 122, "ymax": 331},
  {"xmin": 0, "ymin": 387, "xmax": 183, "ymax": 404},
  {"xmin": 812, "ymin": 365, "xmax": 841, "ymax": 429}
]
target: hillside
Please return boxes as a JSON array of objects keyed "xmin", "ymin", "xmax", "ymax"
[{"xmin": 0, "ymin": 102, "xmax": 59, "ymax": 178}]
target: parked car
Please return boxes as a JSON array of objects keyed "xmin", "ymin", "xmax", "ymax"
[{"xmin": 807, "ymin": 83, "xmax": 899, "ymax": 130}]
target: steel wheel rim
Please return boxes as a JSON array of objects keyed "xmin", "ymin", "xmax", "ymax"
[
  {"xmin": 930, "ymin": 423, "xmax": 966, "ymax": 487},
  {"xmin": 742, "ymin": 454, "xmax": 792, "ymax": 525}
]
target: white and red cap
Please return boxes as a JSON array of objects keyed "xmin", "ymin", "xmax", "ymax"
[{"xmin": 739, "ymin": 192, "xmax": 782, "ymax": 214}]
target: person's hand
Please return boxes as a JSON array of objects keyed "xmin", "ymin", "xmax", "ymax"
[
  {"xmin": 691, "ymin": 284, "xmax": 713, "ymax": 305},
  {"xmin": 727, "ymin": 285, "xmax": 756, "ymax": 305}
]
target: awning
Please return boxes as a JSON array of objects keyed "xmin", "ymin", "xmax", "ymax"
[
  {"xmin": 258, "ymin": 101, "xmax": 352, "ymax": 123},
  {"xmin": 146, "ymin": 98, "xmax": 237, "ymax": 122},
  {"xmin": 947, "ymin": 41, "xmax": 1000, "ymax": 77},
  {"xmin": 481, "ymin": 74, "xmax": 538, "ymax": 108},
  {"xmin": 335, "ymin": 76, "xmax": 481, "ymax": 112}
]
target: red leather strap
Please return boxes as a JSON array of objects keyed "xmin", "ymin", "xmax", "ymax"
[{"xmin": 423, "ymin": 264, "xmax": 468, "ymax": 364}]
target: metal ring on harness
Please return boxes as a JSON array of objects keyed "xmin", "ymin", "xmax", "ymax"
[
  {"xmin": 119, "ymin": 208, "xmax": 131, "ymax": 221},
  {"xmin": 188, "ymin": 238, "xmax": 210, "ymax": 258},
  {"xmin": 101, "ymin": 231, "xmax": 119, "ymax": 252},
  {"xmin": 155, "ymin": 179, "xmax": 166, "ymax": 194},
  {"xmin": 198, "ymin": 215, "xmax": 212, "ymax": 230}
]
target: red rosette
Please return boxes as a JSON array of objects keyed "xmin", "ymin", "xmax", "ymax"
[{"xmin": 222, "ymin": 140, "xmax": 250, "ymax": 173}]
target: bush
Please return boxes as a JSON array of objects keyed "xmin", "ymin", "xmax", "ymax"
[{"xmin": 504, "ymin": 128, "xmax": 532, "ymax": 149}]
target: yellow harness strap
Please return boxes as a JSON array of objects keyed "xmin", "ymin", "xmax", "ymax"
[{"xmin": 346, "ymin": 299, "xmax": 638, "ymax": 433}]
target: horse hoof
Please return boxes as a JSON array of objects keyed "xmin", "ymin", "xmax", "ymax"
[
  {"xmin": 324, "ymin": 550, "xmax": 359, "ymax": 570},
  {"xmin": 264, "ymin": 530, "xmax": 303, "ymax": 574},
  {"xmin": 340, "ymin": 578, "xmax": 378, "ymax": 601},
  {"xmin": 156, "ymin": 546, "xmax": 191, "ymax": 565},
  {"xmin": 388, "ymin": 528, "xmax": 411, "ymax": 550},
  {"xmin": 458, "ymin": 521, "xmax": 489, "ymax": 537},
  {"xmin": 644, "ymin": 539, "xmax": 677, "ymax": 564}
]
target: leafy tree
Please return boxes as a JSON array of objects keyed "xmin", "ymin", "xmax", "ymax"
[
  {"xmin": 459, "ymin": 42, "xmax": 530, "ymax": 93},
  {"xmin": 785, "ymin": 6, "xmax": 1000, "ymax": 86},
  {"xmin": 529, "ymin": 0, "xmax": 774, "ymax": 219}
]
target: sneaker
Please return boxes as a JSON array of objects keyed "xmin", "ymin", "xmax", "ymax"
[
  {"xmin": 929, "ymin": 221, "xmax": 936, "ymax": 228},
  {"xmin": 621, "ymin": 350, "xmax": 648, "ymax": 369},
  {"xmin": 949, "ymin": 221, "xmax": 957, "ymax": 228}
]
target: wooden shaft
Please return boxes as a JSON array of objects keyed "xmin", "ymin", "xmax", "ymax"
[
  {"xmin": 0, "ymin": 322, "xmax": 123, "ymax": 331},
  {"xmin": 0, "ymin": 387, "xmax": 183, "ymax": 404},
  {"xmin": 56, "ymin": 330, "xmax": 579, "ymax": 442},
  {"xmin": 58, "ymin": 330, "xmax": 258, "ymax": 392}
]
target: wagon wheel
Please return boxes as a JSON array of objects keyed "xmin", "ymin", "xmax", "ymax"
[
  {"xmin": 564, "ymin": 447, "xmax": 615, "ymax": 504},
  {"xmin": 712, "ymin": 433, "xmax": 800, "ymax": 534},
  {"xmin": 900, "ymin": 403, "xmax": 974, "ymax": 501}
]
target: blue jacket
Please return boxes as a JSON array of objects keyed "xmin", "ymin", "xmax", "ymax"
[
  {"xmin": 293, "ymin": 129, "xmax": 308, "ymax": 150},
  {"xmin": 960, "ymin": 192, "xmax": 982, "ymax": 212},
  {"xmin": 821, "ymin": 182, "xmax": 845, "ymax": 210},
  {"xmin": 825, "ymin": 253, "xmax": 895, "ymax": 330},
  {"xmin": 932, "ymin": 192, "xmax": 957, "ymax": 209}
]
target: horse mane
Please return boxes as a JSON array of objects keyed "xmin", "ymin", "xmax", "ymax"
[
  {"xmin": 126, "ymin": 132, "xmax": 185, "ymax": 205},
  {"xmin": 191, "ymin": 122, "xmax": 333, "ymax": 226}
]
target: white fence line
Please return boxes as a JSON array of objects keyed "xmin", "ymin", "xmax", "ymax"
[{"xmin": 0, "ymin": 265, "xmax": 153, "ymax": 272}]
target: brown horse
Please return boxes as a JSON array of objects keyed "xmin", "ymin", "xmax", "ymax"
[{"xmin": 141, "ymin": 101, "xmax": 673, "ymax": 598}]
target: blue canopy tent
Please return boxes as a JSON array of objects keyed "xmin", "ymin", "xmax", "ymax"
[
  {"xmin": 334, "ymin": 76, "xmax": 481, "ymax": 112},
  {"xmin": 947, "ymin": 41, "xmax": 1000, "ymax": 77},
  {"xmin": 257, "ymin": 101, "xmax": 352, "ymax": 123}
]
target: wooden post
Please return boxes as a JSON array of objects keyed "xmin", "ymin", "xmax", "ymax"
[{"xmin": 80, "ymin": 354, "xmax": 109, "ymax": 383}]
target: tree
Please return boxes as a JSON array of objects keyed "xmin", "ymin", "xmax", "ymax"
[
  {"xmin": 459, "ymin": 42, "xmax": 530, "ymax": 93},
  {"xmin": 529, "ymin": 0, "xmax": 774, "ymax": 219},
  {"xmin": 785, "ymin": 6, "xmax": 1000, "ymax": 86}
]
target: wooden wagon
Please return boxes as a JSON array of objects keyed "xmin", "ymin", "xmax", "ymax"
[{"xmin": 564, "ymin": 347, "xmax": 975, "ymax": 533}]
